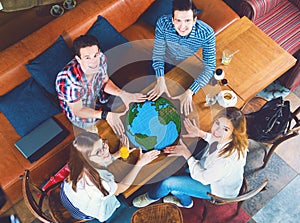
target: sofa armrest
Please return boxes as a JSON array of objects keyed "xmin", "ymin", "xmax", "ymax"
[
  {"xmin": 192, "ymin": 0, "xmax": 240, "ymax": 35},
  {"xmin": 240, "ymin": 0, "xmax": 285, "ymax": 21}
]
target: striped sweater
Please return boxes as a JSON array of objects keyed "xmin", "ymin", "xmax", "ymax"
[{"xmin": 152, "ymin": 15, "xmax": 216, "ymax": 93}]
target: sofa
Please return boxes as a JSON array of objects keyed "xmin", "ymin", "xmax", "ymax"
[
  {"xmin": 0, "ymin": 0, "xmax": 239, "ymax": 211},
  {"xmin": 239, "ymin": 0, "xmax": 300, "ymax": 90}
]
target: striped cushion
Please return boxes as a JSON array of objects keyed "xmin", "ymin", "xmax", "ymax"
[
  {"xmin": 240, "ymin": 0, "xmax": 285, "ymax": 20},
  {"xmin": 253, "ymin": 1, "xmax": 300, "ymax": 54}
]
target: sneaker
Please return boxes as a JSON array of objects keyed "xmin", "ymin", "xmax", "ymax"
[
  {"xmin": 163, "ymin": 195, "xmax": 193, "ymax": 208},
  {"xmin": 132, "ymin": 193, "xmax": 159, "ymax": 208}
]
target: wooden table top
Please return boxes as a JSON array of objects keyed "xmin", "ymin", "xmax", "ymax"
[
  {"xmin": 99, "ymin": 16, "xmax": 297, "ymax": 198},
  {"xmin": 214, "ymin": 16, "xmax": 296, "ymax": 101}
]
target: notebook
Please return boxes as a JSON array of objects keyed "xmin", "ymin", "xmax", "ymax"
[{"xmin": 14, "ymin": 117, "xmax": 69, "ymax": 163}]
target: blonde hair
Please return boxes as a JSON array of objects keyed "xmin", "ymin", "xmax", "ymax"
[{"xmin": 215, "ymin": 107, "xmax": 248, "ymax": 159}]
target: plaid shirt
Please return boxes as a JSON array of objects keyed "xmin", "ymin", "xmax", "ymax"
[
  {"xmin": 56, "ymin": 52, "xmax": 108, "ymax": 126},
  {"xmin": 153, "ymin": 15, "xmax": 216, "ymax": 93}
]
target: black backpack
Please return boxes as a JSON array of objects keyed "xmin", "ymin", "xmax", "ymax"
[{"xmin": 245, "ymin": 97, "xmax": 291, "ymax": 141}]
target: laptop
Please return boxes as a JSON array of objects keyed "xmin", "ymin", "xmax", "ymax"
[{"xmin": 14, "ymin": 117, "xmax": 69, "ymax": 163}]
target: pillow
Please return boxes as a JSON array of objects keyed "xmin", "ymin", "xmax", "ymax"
[
  {"xmin": 26, "ymin": 36, "xmax": 73, "ymax": 96},
  {"xmin": 87, "ymin": 15, "xmax": 130, "ymax": 52},
  {"xmin": 140, "ymin": 0, "xmax": 202, "ymax": 27},
  {"xmin": 0, "ymin": 78, "xmax": 61, "ymax": 137}
]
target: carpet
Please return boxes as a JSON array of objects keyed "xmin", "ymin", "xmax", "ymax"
[
  {"xmin": 257, "ymin": 80, "xmax": 290, "ymax": 101},
  {"xmin": 180, "ymin": 198, "xmax": 251, "ymax": 223}
]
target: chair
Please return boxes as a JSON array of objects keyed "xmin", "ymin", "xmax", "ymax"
[
  {"xmin": 21, "ymin": 169, "xmax": 86, "ymax": 223},
  {"xmin": 131, "ymin": 203, "xmax": 183, "ymax": 223},
  {"xmin": 239, "ymin": 0, "xmax": 300, "ymax": 90},
  {"xmin": 202, "ymin": 178, "xmax": 268, "ymax": 222},
  {"xmin": 242, "ymin": 96, "xmax": 300, "ymax": 169}
]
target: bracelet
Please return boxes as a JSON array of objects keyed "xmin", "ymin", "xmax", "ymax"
[{"xmin": 101, "ymin": 111, "xmax": 108, "ymax": 120}]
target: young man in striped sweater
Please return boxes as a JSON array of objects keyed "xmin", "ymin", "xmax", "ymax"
[{"xmin": 147, "ymin": 0, "xmax": 216, "ymax": 116}]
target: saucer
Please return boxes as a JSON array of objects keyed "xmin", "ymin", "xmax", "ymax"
[
  {"xmin": 50, "ymin": 6, "xmax": 64, "ymax": 17},
  {"xmin": 217, "ymin": 90, "xmax": 237, "ymax": 108},
  {"xmin": 63, "ymin": 0, "xmax": 77, "ymax": 10}
]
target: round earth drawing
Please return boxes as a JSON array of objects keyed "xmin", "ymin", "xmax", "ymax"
[{"xmin": 125, "ymin": 97, "xmax": 181, "ymax": 151}]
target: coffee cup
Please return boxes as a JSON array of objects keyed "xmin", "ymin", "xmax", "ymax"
[{"xmin": 217, "ymin": 90, "xmax": 237, "ymax": 107}]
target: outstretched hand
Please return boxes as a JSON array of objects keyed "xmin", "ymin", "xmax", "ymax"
[
  {"xmin": 136, "ymin": 149, "xmax": 160, "ymax": 166},
  {"xmin": 120, "ymin": 91, "xmax": 148, "ymax": 110},
  {"xmin": 106, "ymin": 111, "xmax": 125, "ymax": 136},
  {"xmin": 182, "ymin": 118, "xmax": 202, "ymax": 138},
  {"xmin": 147, "ymin": 77, "xmax": 171, "ymax": 101},
  {"xmin": 171, "ymin": 89, "xmax": 193, "ymax": 116},
  {"xmin": 163, "ymin": 138, "xmax": 191, "ymax": 160}
]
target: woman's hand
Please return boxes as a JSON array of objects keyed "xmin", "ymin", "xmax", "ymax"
[
  {"xmin": 182, "ymin": 118, "xmax": 204, "ymax": 138},
  {"xmin": 164, "ymin": 139, "xmax": 192, "ymax": 160},
  {"xmin": 136, "ymin": 149, "xmax": 160, "ymax": 166}
]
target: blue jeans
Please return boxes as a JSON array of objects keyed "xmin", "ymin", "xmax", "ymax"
[{"xmin": 147, "ymin": 175, "xmax": 211, "ymax": 206}]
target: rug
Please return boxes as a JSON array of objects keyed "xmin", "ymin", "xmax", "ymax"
[
  {"xmin": 257, "ymin": 80, "xmax": 290, "ymax": 101},
  {"xmin": 180, "ymin": 198, "xmax": 251, "ymax": 223}
]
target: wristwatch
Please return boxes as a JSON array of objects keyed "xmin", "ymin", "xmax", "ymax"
[{"xmin": 101, "ymin": 111, "xmax": 108, "ymax": 120}]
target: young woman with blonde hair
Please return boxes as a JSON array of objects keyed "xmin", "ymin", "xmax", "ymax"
[{"xmin": 133, "ymin": 107, "xmax": 248, "ymax": 208}]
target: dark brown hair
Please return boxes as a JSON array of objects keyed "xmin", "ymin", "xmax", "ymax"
[{"xmin": 172, "ymin": 0, "xmax": 197, "ymax": 18}]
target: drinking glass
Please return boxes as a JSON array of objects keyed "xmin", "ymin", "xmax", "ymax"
[
  {"xmin": 205, "ymin": 94, "xmax": 217, "ymax": 106},
  {"xmin": 222, "ymin": 49, "xmax": 234, "ymax": 65}
]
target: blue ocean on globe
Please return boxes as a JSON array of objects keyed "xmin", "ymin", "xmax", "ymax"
[{"xmin": 126, "ymin": 97, "xmax": 181, "ymax": 151}]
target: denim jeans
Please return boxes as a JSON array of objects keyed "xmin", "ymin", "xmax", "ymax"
[{"xmin": 147, "ymin": 175, "xmax": 211, "ymax": 206}]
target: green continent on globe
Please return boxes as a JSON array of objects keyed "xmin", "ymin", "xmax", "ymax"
[
  {"xmin": 155, "ymin": 97, "xmax": 181, "ymax": 133},
  {"xmin": 134, "ymin": 134, "xmax": 157, "ymax": 150},
  {"xmin": 126, "ymin": 97, "xmax": 181, "ymax": 151}
]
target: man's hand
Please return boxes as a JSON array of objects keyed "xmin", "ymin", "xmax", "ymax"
[
  {"xmin": 135, "ymin": 149, "xmax": 160, "ymax": 166},
  {"xmin": 163, "ymin": 139, "xmax": 192, "ymax": 160},
  {"xmin": 172, "ymin": 89, "xmax": 193, "ymax": 116},
  {"xmin": 119, "ymin": 91, "xmax": 148, "ymax": 109},
  {"xmin": 147, "ymin": 77, "xmax": 171, "ymax": 101},
  {"xmin": 106, "ymin": 112, "xmax": 125, "ymax": 136}
]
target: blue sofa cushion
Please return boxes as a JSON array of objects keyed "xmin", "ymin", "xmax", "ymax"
[
  {"xmin": 140, "ymin": 0, "xmax": 202, "ymax": 27},
  {"xmin": 26, "ymin": 36, "xmax": 73, "ymax": 96},
  {"xmin": 87, "ymin": 15, "xmax": 130, "ymax": 52},
  {"xmin": 0, "ymin": 78, "xmax": 61, "ymax": 137}
]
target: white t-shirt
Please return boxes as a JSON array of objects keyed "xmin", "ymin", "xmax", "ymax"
[
  {"xmin": 63, "ymin": 169, "xmax": 120, "ymax": 222},
  {"xmin": 187, "ymin": 133, "xmax": 247, "ymax": 198}
]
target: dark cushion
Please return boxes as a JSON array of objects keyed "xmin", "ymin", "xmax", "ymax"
[
  {"xmin": 0, "ymin": 78, "xmax": 61, "ymax": 137},
  {"xmin": 140, "ymin": 0, "xmax": 202, "ymax": 27},
  {"xmin": 26, "ymin": 36, "xmax": 73, "ymax": 96},
  {"xmin": 87, "ymin": 15, "xmax": 130, "ymax": 52}
]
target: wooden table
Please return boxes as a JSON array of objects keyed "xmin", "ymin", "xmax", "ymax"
[
  {"xmin": 100, "ymin": 66, "xmax": 243, "ymax": 198},
  {"xmin": 214, "ymin": 16, "xmax": 296, "ymax": 101},
  {"xmin": 98, "ymin": 16, "xmax": 297, "ymax": 198}
]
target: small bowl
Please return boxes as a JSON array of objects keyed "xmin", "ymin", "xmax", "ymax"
[
  {"xmin": 63, "ymin": 0, "xmax": 77, "ymax": 10},
  {"xmin": 50, "ymin": 5, "xmax": 64, "ymax": 17}
]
